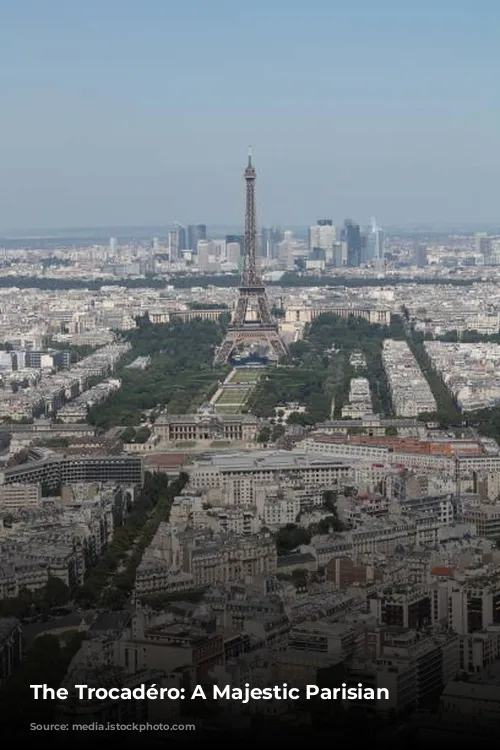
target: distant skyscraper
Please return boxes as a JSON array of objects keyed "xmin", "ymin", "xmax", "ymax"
[
  {"xmin": 342, "ymin": 220, "xmax": 362, "ymax": 267},
  {"xmin": 168, "ymin": 230, "xmax": 179, "ymax": 261},
  {"xmin": 365, "ymin": 218, "xmax": 384, "ymax": 263},
  {"xmin": 261, "ymin": 227, "xmax": 272, "ymax": 258},
  {"xmin": 333, "ymin": 242, "xmax": 345, "ymax": 267},
  {"xmin": 261, "ymin": 226, "xmax": 283, "ymax": 259},
  {"xmin": 177, "ymin": 226, "xmax": 187, "ymax": 251},
  {"xmin": 414, "ymin": 245, "xmax": 427, "ymax": 268},
  {"xmin": 225, "ymin": 235, "xmax": 244, "ymax": 263},
  {"xmin": 476, "ymin": 232, "xmax": 492, "ymax": 264},
  {"xmin": 309, "ymin": 220, "xmax": 336, "ymax": 264},
  {"xmin": 109, "ymin": 237, "xmax": 117, "ymax": 253},
  {"xmin": 226, "ymin": 242, "xmax": 241, "ymax": 265},
  {"xmin": 188, "ymin": 224, "xmax": 207, "ymax": 252},
  {"xmin": 212, "ymin": 239, "xmax": 226, "ymax": 259},
  {"xmin": 197, "ymin": 240, "xmax": 214, "ymax": 271}
]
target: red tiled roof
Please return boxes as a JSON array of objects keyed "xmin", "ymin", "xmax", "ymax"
[{"xmin": 431, "ymin": 566, "xmax": 454, "ymax": 576}]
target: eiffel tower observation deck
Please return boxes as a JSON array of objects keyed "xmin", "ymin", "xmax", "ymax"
[{"xmin": 213, "ymin": 151, "xmax": 288, "ymax": 365}]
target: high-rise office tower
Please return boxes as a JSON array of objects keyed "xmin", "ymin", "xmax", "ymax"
[
  {"xmin": 365, "ymin": 218, "xmax": 384, "ymax": 263},
  {"xmin": 226, "ymin": 242, "xmax": 241, "ymax": 265},
  {"xmin": 109, "ymin": 237, "xmax": 117, "ymax": 253},
  {"xmin": 168, "ymin": 230, "xmax": 179, "ymax": 261},
  {"xmin": 342, "ymin": 220, "xmax": 362, "ymax": 267},
  {"xmin": 177, "ymin": 226, "xmax": 187, "ymax": 251},
  {"xmin": 261, "ymin": 227, "xmax": 272, "ymax": 257},
  {"xmin": 226, "ymin": 234, "xmax": 244, "ymax": 259},
  {"xmin": 333, "ymin": 242, "xmax": 345, "ymax": 267},
  {"xmin": 188, "ymin": 224, "xmax": 207, "ymax": 252},
  {"xmin": 476, "ymin": 232, "xmax": 492, "ymax": 264},
  {"xmin": 261, "ymin": 226, "xmax": 284, "ymax": 259},
  {"xmin": 212, "ymin": 239, "xmax": 226, "ymax": 260},
  {"xmin": 309, "ymin": 220, "xmax": 336, "ymax": 261},
  {"xmin": 197, "ymin": 240, "xmax": 214, "ymax": 271},
  {"xmin": 414, "ymin": 245, "xmax": 428, "ymax": 268}
]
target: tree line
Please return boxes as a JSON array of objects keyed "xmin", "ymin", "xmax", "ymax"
[
  {"xmin": 74, "ymin": 470, "xmax": 188, "ymax": 610},
  {"xmin": 0, "ymin": 471, "xmax": 189, "ymax": 618},
  {"xmin": 246, "ymin": 312, "xmax": 400, "ymax": 421},
  {"xmin": 88, "ymin": 317, "xmax": 229, "ymax": 428}
]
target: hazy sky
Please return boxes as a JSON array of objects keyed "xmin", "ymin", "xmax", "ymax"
[{"xmin": 1, "ymin": 0, "xmax": 499, "ymax": 230}]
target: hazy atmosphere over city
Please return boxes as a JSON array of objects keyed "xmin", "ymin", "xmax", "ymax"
[{"xmin": 2, "ymin": 0, "xmax": 500, "ymax": 229}]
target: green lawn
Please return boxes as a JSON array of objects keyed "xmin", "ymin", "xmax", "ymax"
[
  {"xmin": 231, "ymin": 370, "xmax": 262, "ymax": 383},
  {"xmin": 215, "ymin": 390, "xmax": 249, "ymax": 405},
  {"xmin": 215, "ymin": 404, "xmax": 242, "ymax": 414}
]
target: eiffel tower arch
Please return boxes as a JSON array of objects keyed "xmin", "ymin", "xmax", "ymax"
[{"xmin": 214, "ymin": 151, "xmax": 288, "ymax": 365}]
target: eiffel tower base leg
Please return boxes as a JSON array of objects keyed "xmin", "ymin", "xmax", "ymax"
[{"xmin": 214, "ymin": 328, "xmax": 287, "ymax": 365}]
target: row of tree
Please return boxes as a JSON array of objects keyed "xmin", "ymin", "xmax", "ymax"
[
  {"xmin": 0, "ymin": 471, "xmax": 188, "ymax": 617},
  {"xmin": 400, "ymin": 312, "xmax": 500, "ymax": 437},
  {"xmin": 88, "ymin": 317, "xmax": 229, "ymax": 428},
  {"xmin": 75, "ymin": 471, "xmax": 189, "ymax": 610},
  {"xmin": 397, "ymin": 315, "xmax": 464, "ymax": 425},
  {"xmin": 0, "ymin": 576, "xmax": 71, "ymax": 619},
  {"xmin": 247, "ymin": 313, "xmax": 400, "ymax": 422},
  {"xmin": 275, "ymin": 490, "xmax": 344, "ymax": 556},
  {"xmin": 0, "ymin": 272, "xmax": 474, "ymax": 293}
]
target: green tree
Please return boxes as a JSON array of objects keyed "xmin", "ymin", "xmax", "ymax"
[
  {"xmin": 87, "ymin": 318, "xmax": 230, "ymax": 428},
  {"xmin": 271, "ymin": 423, "xmax": 285, "ymax": 441},
  {"xmin": 257, "ymin": 426, "xmax": 271, "ymax": 443},
  {"xmin": 73, "ymin": 582, "xmax": 98, "ymax": 607},
  {"xmin": 322, "ymin": 489, "xmax": 338, "ymax": 513},
  {"xmin": 275, "ymin": 524, "xmax": 311, "ymax": 556},
  {"xmin": 121, "ymin": 426, "xmax": 136, "ymax": 442},
  {"xmin": 134, "ymin": 426, "xmax": 151, "ymax": 443},
  {"xmin": 43, "ymin": 576, "xmax": 70, "ymax": 608},
  {"xmin": 100, "ymin": 586, "xmax": 127, "ymax": 610}
]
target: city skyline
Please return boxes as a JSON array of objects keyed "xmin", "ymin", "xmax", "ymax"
[{"xmin": 1, "ymin": 0, "xmax": 500, "ymax": 228}]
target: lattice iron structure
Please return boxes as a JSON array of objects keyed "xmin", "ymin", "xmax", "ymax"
[{"xmin": 214, "ymin": 151, "xmax": 288, "ymax": 365}]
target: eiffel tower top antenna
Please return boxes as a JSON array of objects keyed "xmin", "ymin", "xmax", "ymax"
[{"xmin": 243, "ymin": 146, "xmax": 258, "ymax": 286}]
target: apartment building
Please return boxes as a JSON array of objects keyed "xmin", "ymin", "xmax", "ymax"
[
  {"xmin": 341, "ymin": 377, "xmax": 373, "ymax": 418},
  {"xmin": 312, "ymin": 516, "xmax": 443, "ymax": 566},
  {"xmin": 369, "ymin": 586, "xmax": 432, "ymax": 629},
  {"xmin": 425, "ymin": 341, "xmax": 500, "ymax": 410},
  {"xmin": 0, "ymin": 483, "xmax": 41, "ymax": 512},
  {"xmin": 382, "ymin": 339, "xmax": 436, "ymax": 416},
  {"xmin": 288, "ymin": 621, "xmax": 360, "ymax": 658},
  {"xmin": 136, "ymin": 523, "xmax": 277, "ymax": 591},
  {"xmin": 461, "ymin": 502, "xmax": 500, "ymax": 537},
  {"xmin": 301, "ymin": 432, "xmax": 500, "ymax": 477},
  {"xmin": 188, "ymin": 450, "xmax": 354, "ymax": 492},
  {"xmin": 134, "ymin": 564, "xmax": 194, "ymax": 599},
  {"xmin": 350, "ymin": 628, "xmax": 459, "ymax": 714},
  {"xmin": 433, "ymin": 571, "xmax": 500, "ymax": 634},
  {"xmin": 116, "ymin": 609, "xmax": 224, "ymax": 680},
  {"xmin": 440, "ymin": 662, "xmax": 500, "ymax": 723},
  {"xmin": 4, "ymin": 454, "xmax": 144, "ymax": 489}
]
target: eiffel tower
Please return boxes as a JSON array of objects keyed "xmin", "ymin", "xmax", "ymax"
[{"xmin": 214, "ymin": 150, "xmax": 288, "ymax": 365}]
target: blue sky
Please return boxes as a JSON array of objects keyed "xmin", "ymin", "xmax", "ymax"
[{"xmin": 0, "ymin": 0, "xmax": 499, "ymax": 229}]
